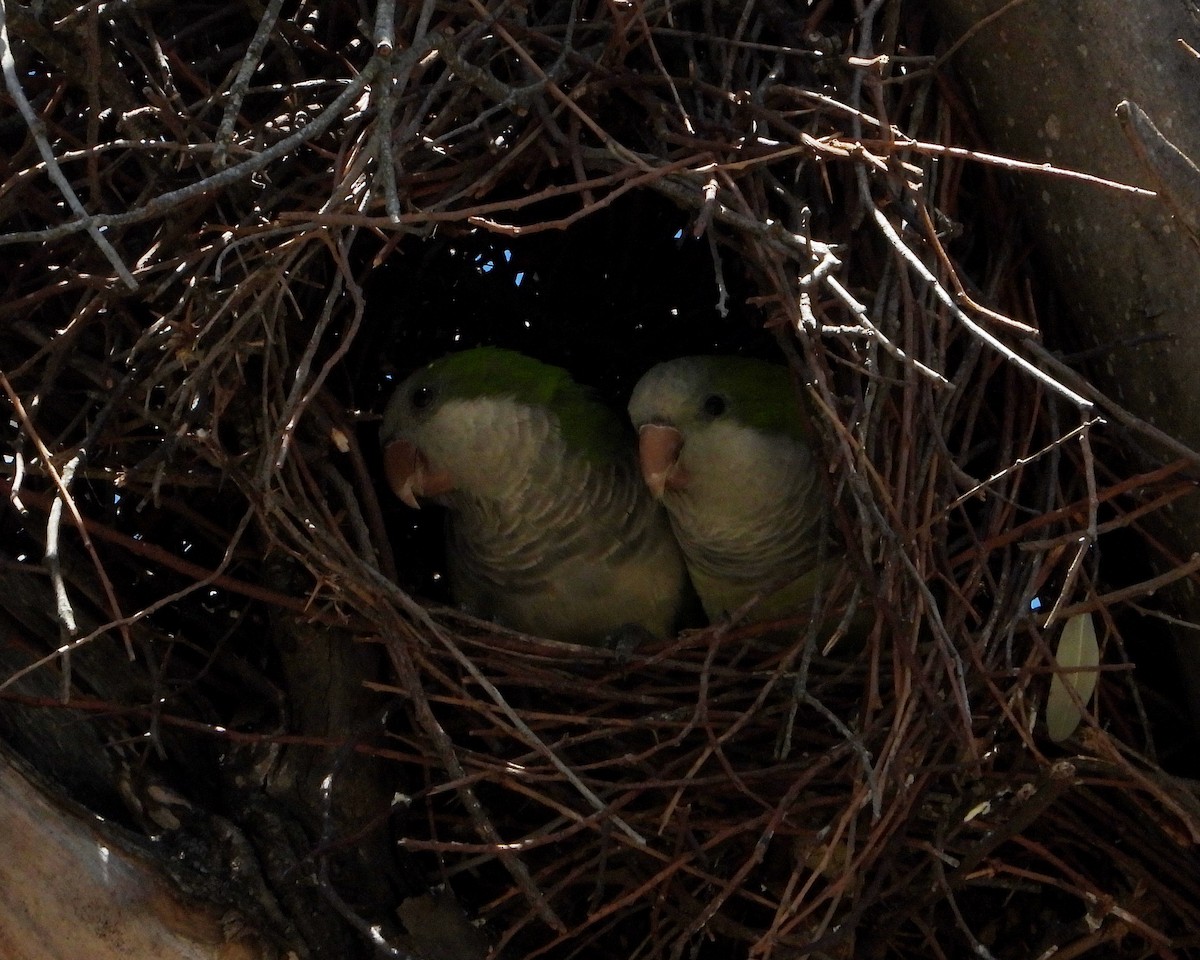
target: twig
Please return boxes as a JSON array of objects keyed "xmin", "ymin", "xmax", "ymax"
[
  {"xmin": 0, "ymin": 479, "xmax": 323, "ymax": 617},
  {"xmin": 872, "ymin": 207, "xmax": 1093, "ymax": 409},
  {"xmin": 0, "ymin": 0, "xmax": 137, "ymax": 287},
  {"xmin": 0, "ymin": 53, "xmax": 395, "ymax": 248},
  {"xmin": 0, "ymin": 372, "xmax": 133, "ymax": 664},
  {"xmin": 213, "ymin": 0, "xmax": 286, "ymax": 166},
  {"xmin": 1116, "ymin": 99, "xmax": 1200, "ymax": 246},
  {"xmin": 1049, "ymin": 553, "xmax": 1200, "ymax": 622},
  {"xmin": 933, "ymin": 0, "xmax": 1038, "ymax": 68},
  {"xmin": 381, "ymin": 612, "xmax": 568, "ymax": 934}
]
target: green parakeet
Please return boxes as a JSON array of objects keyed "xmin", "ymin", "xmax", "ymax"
[
  {"xmin": 380, "ymin": 347, "xmax": 693, "ymax": 645},
  {"xmin": 627, "ymin": 355, "xmax": 835, "ymax": 624}
]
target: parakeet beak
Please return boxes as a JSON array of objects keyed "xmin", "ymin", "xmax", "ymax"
[
  {"xmin": 383, "ymin": 438, "xmax": 454, "ymax": 509},
  {"xmin": 638, "ymin": 423, "xmax": 689, "ymax": 497}
]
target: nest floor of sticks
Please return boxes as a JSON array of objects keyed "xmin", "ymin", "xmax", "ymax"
[{"xmin": 2, "ymin": 2, "xmax": 1199, "ymax": 959}]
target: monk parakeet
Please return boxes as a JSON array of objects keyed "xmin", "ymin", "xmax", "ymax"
[
  {"xmin": 379, "ymin": 347, "xmax": 693, "ymax": 645},
  {"xmin": 627, "ymin": 355, "xmax": 835, "ymax": 624}
]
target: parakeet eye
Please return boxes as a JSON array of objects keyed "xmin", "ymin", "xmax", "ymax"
[
  {"xmin": 411, "ymin": 385, "xmax": 434, "ymax": 410},
  {"xmin": 702, "ymin": 394, "xmax": 727, "ymax": 417}
]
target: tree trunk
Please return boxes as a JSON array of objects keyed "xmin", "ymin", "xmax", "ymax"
[
  {"xmin": 928, "ymin": 0, "xmax": 1200, "ymax": 709},
  {"xmin": 0, "ymin": 752, "xmax": 265, "ymax": 960}
]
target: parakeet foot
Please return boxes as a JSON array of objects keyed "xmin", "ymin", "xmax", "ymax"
[{"xmin": 603, "ymin": 623, "xmax": 657, "ymax": 660}]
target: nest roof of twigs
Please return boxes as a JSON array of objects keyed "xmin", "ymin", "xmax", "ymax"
[{"xmin": 3, "ymin": 1, "xmax": 1200, "ymax": 958}]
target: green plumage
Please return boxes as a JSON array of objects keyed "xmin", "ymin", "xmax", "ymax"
[
  {"xmin": 676, "ymin": 355, "xmax": 813, "ymax": 443},
  {"xmin": 393, "ymin": 347, "xmax": 626, "ymax": 462}
]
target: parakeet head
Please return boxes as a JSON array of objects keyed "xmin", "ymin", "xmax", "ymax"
[
  {"xmin": 380, "ymin": 347, "xmax": 626, "ymax": 507},
  {"xmin": 627, "ymin": 355, "xmax": 814, "ymax": 499},
  {"xmin": 628, "ymin": 355, "xmax": 830, "ymax": 621}
]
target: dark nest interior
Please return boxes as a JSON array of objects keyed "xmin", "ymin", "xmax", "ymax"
[{"xmin": 3, "ymin": 1, "xmax": 1200, "ymax": 958}]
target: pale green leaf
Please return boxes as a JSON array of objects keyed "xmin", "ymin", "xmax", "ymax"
[{"xmin": 1045, "ymin": 612, "xmax": 1100, "ymax": 742}]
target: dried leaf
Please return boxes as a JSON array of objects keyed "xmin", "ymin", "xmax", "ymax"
[{"xmin": 1045, "ymin": 612, "xmax": 1100, "ymax": 742}]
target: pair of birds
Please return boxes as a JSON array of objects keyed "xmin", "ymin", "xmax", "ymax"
[{"xmin": 379, "ymin": 347, "xmax": 835, "ymax": 646}]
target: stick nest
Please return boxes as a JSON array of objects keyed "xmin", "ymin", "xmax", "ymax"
[{"xmin": 2, "ymin": 1, "xmax": 1199, "ymax": 958}]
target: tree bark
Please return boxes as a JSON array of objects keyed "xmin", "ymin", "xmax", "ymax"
[
  {"xmin": 0, "ymin": 752, "xmax": 266, "ymax": 960},
  {"xmin": 927, "ymin": 0, "xmax": 1200, "ymax": 708}
]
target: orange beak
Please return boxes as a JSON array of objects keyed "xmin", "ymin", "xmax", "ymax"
[
  {"xmin": 637, "ymin": 423, "xmax": 688, "ymax": 497},
  {"xmin": 383, "ymin": 439, "xmax": 454, "ymax": 508}
]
